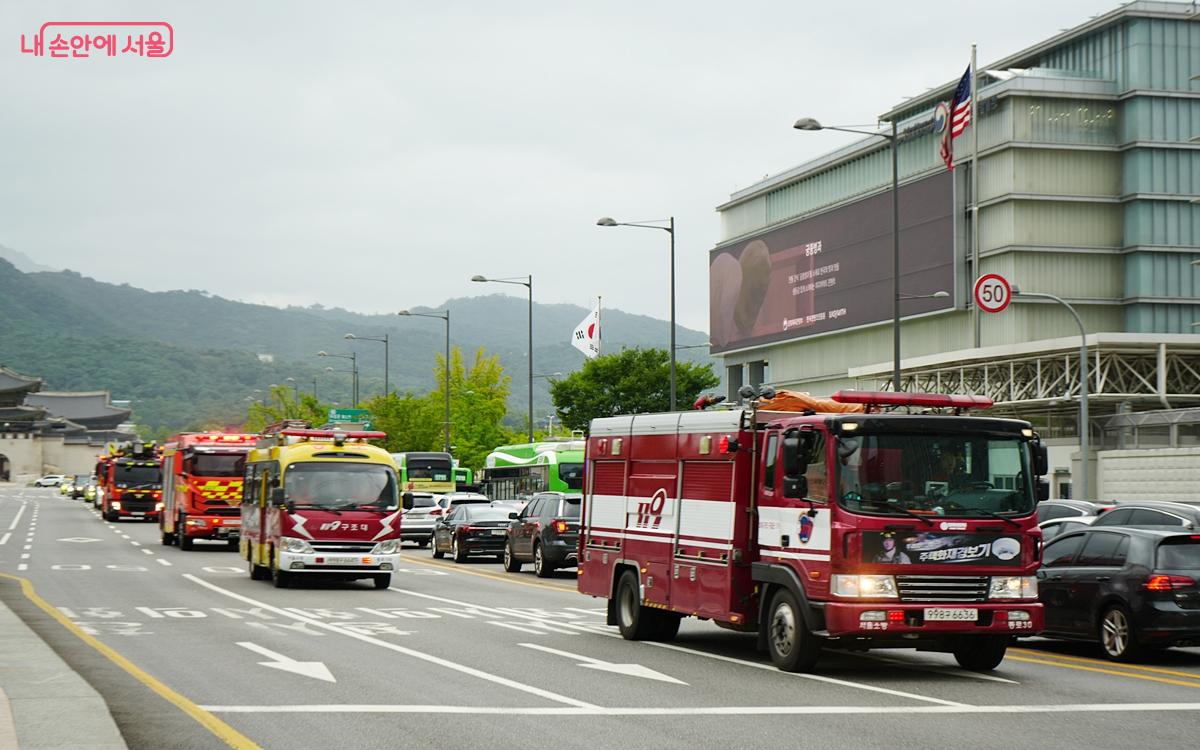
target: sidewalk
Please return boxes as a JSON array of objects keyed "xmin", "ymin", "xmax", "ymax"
[{"xmin": 0, "ymin": 594, "xmax": 128, "ymax": 749}]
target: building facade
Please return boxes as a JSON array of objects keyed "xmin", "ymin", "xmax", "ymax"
[{"xmin": 712, "ymin": 2, "xmax": 1200, "ymax": 499}]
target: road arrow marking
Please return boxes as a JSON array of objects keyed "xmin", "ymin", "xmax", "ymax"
[
  {"xmin": 57, "ymin": 537, "xmax": 101, "ymax": 543},
  {"xmin": 519, "ymin": 643, "xmax": 687, "ymax": 685},
  {"xmin": 236, "ymin": 642, "xmax": 336, "ymax": 683}
]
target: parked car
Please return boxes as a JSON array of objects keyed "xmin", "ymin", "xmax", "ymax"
[
  {"xmin": 33, "ymin": 474, "xmax": 66, "ymax": 487},
  {"xmin": 1039, "ymin": 514, "xmax": 1097, "ymax": 542},
  {"xmin": 1090, "ymin": 501, "xmax": 1200, "ymax": 530},
  {"xmin": 69, "ymin": 474, "xmax": 92, "ymax": 500},
  {"xmin": 431, "ymin": 503, "xmax": 513, "ymax": 562},
  {"xmin": 400, "ymin": 492, "xmax": 439, "ymax": 547},
  {"xmin": 1037, "ymin": 527, "xmax": 1200, "ymax": 661},
  {"xmin": 1036, "ymin": 499, "xmax": 1112, "ymax": 523},
  {"xmin": 502, "ymin": 492, "xmax": 581, "ymax": 577}
]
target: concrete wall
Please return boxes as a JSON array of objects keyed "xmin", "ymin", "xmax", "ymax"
[
  {"xmin": 1095, "ymin": 446, "xmax": 1200, "ymax": 502},
  {"xmin": 0, "ymin": 435, "xmax": 97, "ymax": 482},
  {"xmin": 0, "ymin": 435, "xmax": 42, "ymax": 482}
]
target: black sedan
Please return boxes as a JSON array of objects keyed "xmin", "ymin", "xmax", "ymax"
[
  {"xmin": 502, "ymin": 492, "xmax": 581, "ymax": 577},
  {"xmin": 431, "ymin": 504, "xmax": 513, "ymax": 563},
  {"xmin": 1037, "ymin": 527, "xmax": 1200, "ymax": 660}
]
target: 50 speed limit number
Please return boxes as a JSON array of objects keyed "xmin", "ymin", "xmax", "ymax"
[{"xmin": 973, "ymin": 273, "xmax": 1011, "ymax": 314}]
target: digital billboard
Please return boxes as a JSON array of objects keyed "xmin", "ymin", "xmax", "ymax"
[{"xmin": 710, "ymin": 171, "xmax": 956, "ymax": 354}]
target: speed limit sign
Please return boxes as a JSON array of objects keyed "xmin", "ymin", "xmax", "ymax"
[{"xmin": 974, "ymin": 273, "xmax": 1012, "ymax": 314}]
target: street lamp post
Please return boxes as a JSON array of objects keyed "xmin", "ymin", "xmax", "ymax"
[
  {"xmin": 318, "ymin": 351, "xmax": 358, "ymax": 405},
  {"xmin": 398, "ymin": 309, "xmax": 452, "ymax": 453},
  {"xmin": 284, "ymin": 377, "xmax": 299, "ymax": 406},
  {"xmin": 597, "ymin": 216, "xmax": 677, "ymax": 410},
  {"xmin": 1012, "ymin": 286, "xmax": 1090, "ymax": 500},
  {"xmin": 795, "ymin": 117, "xmax": 902, "ymax": 391},
  {"xmin": 344, "ymin": 332, "xmax": 389, "ymax": 398},
  {"xmin": 472, "ymin": 274, "xmax": 534, "ymax": 441}
]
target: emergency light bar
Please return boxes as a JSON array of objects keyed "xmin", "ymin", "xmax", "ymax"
[
  {"xmin": 278, "ymin": 429, "xmax": 387, "ymax": 440},
  {"xmin": 830, "ymin": 390, "xmax": 994, "ymax": 410}
]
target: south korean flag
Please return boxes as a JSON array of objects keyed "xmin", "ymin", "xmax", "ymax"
[{"xmin": 571, "ymin": 303, "xmax": 601, "ymax": 359}]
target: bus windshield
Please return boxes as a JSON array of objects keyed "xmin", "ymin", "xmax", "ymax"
[
  {"xmin": 559, "ymin": 463, "xmax": 584, "ymax": 490},
  {"xmin": 404, "ymin": 456, "xmax": 452, "ymax": 482},
  {"xmin": 187, "ymin": 452, "xmax": 246, "ymax": 478},
  {"xmin": 836, "ymin": 432, "xmax": 1034, "ymax": 519},
  {"xmin": 284, "ymin": 462, "xmax": 398, "ymax": 511}
]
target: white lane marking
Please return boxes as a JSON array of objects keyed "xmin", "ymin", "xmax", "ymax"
[
  {"xmin": 199, "ymin": 702, "xmax": 1200, "ymax": 715},
  {"xmin": 185, "ymin": 574, "xmax": 597, "ymax": 709},
  {"xmin": 130, "ymin": 541, "xmax": 140, "ymax": 547},
  {"xmin": 489, "ymin": 622, "xmax": 572, "ymax": 636},
  {"xmin": 17, "ymin": 564, "xmax": 26, "ymax": 571},
  {"xmin": 141, "ymin": 549, "xmax": 154, "ymax": 555},
  {"xmin": 7, "ymin": 504, "xmax": 26, "ymax": 531},
  {"xmin": 846, "ymin": 652, "xmax": 1020, "ymax": 685},
  {"xmin": 237, "ymin": 642, "xmax": 336, "ymax": 683},
  {"xmin": 642, "ymin": 639, "xmax": 966, "ymax": 707},
  {"xmin": 56, "ymin": 538, "xmax": 101, "ymax": 543},
  {"xmin": 156, "ymin": 559, "xmax": 173, "ymax": 567},
  {"xmin": 19, "ymin": 554, "xmax": 30, "ymax": 560},
  {"xmin": 0, "ymin": 533, "xmax": 10, "ymax": 546},
  {"xmin": 388, "ymin": 587, "xmax": 963, "ymax": 706},
  {"xmin": 520, "ymin": 643, "xmax": 687, "ymax": 685},
  {"xmin": 22, "ymin": 545, "xmax": 31, "ymax": 550}
]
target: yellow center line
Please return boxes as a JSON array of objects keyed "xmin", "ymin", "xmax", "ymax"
[
  {"xmin": 1011, "ymin": 647, "xmax": 1200, "ymax": 681},
  {"xmin": 401, "ymin": 554, "xmax": 579, "ymax": 593},
  {"xmin": 0, "ymin": 572, "xmax": 260, "ymax": 749},
  {"xmin": 1007, "ymin": 654, "xmax": 1200, "ymax": 689}
]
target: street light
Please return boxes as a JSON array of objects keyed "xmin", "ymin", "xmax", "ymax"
[
  {"xmin": 398, "ymin": 309, "xmax": 452, "ymax": 453},
  {"xmin": 899, "ymin": 291, "xmax": 950, "ymax": 300},
  {"xmin": 795, "ymin": 116, "xmax": 902, "ymax": 391},
  {"xmin": 344, "ymin": 332, "xmax": 389, "ymax": 398},
  {"xmin": 597, "ymin": 215, "xmax": 677, "ymax": 409},
  {"xmin": 318, "ymin": 351, "xmax": 358, "ymax": 405},
  {"xmin": 1012, "ymin": 285, "xmax": 1090, "ymax": 500},
  {"xmin": 284, "ymin": 377, "xmax": 299, "ymax": 406},
  {"xmin": 472, "ymin": 274, "xmax": 534, "ymax": 442}
]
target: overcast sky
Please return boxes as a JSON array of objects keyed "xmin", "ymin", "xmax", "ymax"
[{"xmin": 2, "ymin": 0, "xmax": 1123, "ymax": 332}]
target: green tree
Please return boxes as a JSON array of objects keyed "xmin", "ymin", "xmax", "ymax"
[
  {"xmin": 243, "ymin": 386, "xmax": 331, "ymax": 431},
  {"xmin": 359, "ymin": 391, "xmax": 441, "ymax": 454},
  {"xmin": 550, "ymin": 347, "xmax": 720, "ymax": 431}
]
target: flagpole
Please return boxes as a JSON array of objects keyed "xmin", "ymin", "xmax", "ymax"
[{"xmin": 971, "ymin": 43, "xmax": 981, "ymax": 348}]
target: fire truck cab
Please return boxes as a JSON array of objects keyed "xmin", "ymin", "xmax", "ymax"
[
  {"xmin": 98, "ymin": 441, "xmax": 164, "ymax": 523},
  {"xmin": 577, "ymin": 390, "xmax": 1047, "ymax": 672},
  {"xmin": 160, "ymin": 432, "xmax": 256, "ymax": 550},
  {"xmin": 241, "ymin": 422, "xmax": 405, "ymax": 589}
]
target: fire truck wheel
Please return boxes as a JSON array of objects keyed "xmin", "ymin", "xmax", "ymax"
[
  {"xmin": 373, "ymin": 574, "xmax": 391, "ymax": 590},
  {"xmin": 502, "ymin": 543, "xmax": 522, "ymax": 572},
  {"xmin": 533, "ymin": 543, "xmax": 554, "ymax": 578},
  {"xmin": 952, "ymin": 635, "xmax": 1009, "ymax": 671},
  {"xmin": 652, "ymin": 612, "xmax": 682, "ymax": 641},
  {"xmin": 179, "ymin": 530, "xmax": 194, "ymax": 551},
  {"xmin": 248, "ymin": 556, "xmax": 269, "ymax": 581},
  {"xmin": 160, "ymin": 530, "xmax": 174, "ymax": 546},
  {"xmin": 104, "ymin": 510, "xmax": 119, "ymax": 523},
  {"xmin": 615, "ymin": 570, "xmax": 656, "ymax": 640},
  {"xmin": 766, "ymin": 588, "xmax": 821, "ymax": 672}
]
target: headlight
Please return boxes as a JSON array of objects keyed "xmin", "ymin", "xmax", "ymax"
[
  {"xmin": 278, "ymin": 537, "xmax": 314, "ymax": 554},
  {"xmin": 372, "ymin": 540, "xmax": 399, "ymax": 555},
  {"xmin": 832, "ymin": 574, "xmax": 898, "ymax": 598},
  {"xmin": 989, "ymin": 576, "xmax": 1038, "ymax": 599},
  {"xmin": 111, "ymin": 501, "xmax": 122, "ymax": 510},
  {"xmin": 155, "ymin": 503, "xmax": 164, "ymax": 511}
]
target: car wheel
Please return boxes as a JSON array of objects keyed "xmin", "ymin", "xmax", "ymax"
[
  {"xmin": 452, "ymin": 536, "xmax": 468, "ymax": 563},
  {"xmin": 615, "ymin": 570, "xmax": 656, "ymax": 640},
  {"xmin": 1100, "ymin": 604, "xmax": 1140, "ymax": 662},
  {"xmin": 766, "ymin": 587, "xmax": 821, "ymax": 672},
  {"xmin": 373, "ymin": 574, "xmax": 391, "ymax": 590},
  {"xmin": 533, "ymin": 543, "xmax": 553, "ymax": 578},
  {"xmin": 432, "ymin": 536, "xmax": 445, "ymax": 559},
  {"xmin": 952, "ymin": 635, "xmax": 1009, "ymax": 671},
  {"xmin": 417, "ymin": 537, "xmax": 430, "ymax": 549},
  {"xmin": 502, "ymin": 542, "xmax": 522, "ymax": 572}
]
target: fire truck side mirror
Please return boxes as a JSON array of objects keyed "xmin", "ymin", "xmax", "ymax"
[
  {"xmin": 781, "ymin": 430, "xmax": 809, "ymax": 499},
  {"xmin": 270, "ymin": 487, "xmax": 287, "ymax": 507},
  {"xmin": 1033, "ymin": 442, "xmax": 1049, "ymax": 477},
  {"xmin": 1036, "ymin": 480, "xmax": 1050, "ymax": 503},
  {"xmin": 402, "ymin": 492, "xmax": 415, "ymax": 511}
]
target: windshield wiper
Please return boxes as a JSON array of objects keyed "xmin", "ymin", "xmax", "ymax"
[
  {"xmin": 883, "ymin": 503, "xmax": 934, "ymax": 526},
  {"xmin": 952, "ymin": 506, "xmax": 1021, "ymax": 528}
]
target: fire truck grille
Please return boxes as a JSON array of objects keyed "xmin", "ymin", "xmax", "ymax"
[
  {"xmin": 895, "ymin": 575, "xmax": 990, "ymax": 603},
  {"xmin": 310, "ymin": 540, "xmax": 377, "ymax": 553}
]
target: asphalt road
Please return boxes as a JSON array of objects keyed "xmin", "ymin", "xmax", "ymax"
[{"xmin": 3, "ymin": 485, "xmax": 1200, "ymax": 750}]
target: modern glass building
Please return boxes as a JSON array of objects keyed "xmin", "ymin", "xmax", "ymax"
[{"xmin": 712, "ymin": 1, "xmax": 1200, "ymax": 498}]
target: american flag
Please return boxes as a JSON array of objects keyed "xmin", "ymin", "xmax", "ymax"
[{"xmin": 939, "ymin": 65, "xmax": 972, "ymax": 171}]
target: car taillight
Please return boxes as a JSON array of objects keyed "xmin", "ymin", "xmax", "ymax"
[
  {"xmin": 429, "ymin": 508, "xmax": 442, "ymax": 516},
  {"xmin": 1144, "ymin": 574, "xmax": 1196, "ymax": 591},
  {"xmin": 552, "ymin": 520, "xmax": 569, "ymax": 533},
  {"xmin": 459, "ymin": 525, "xmax": 473, "ymax": 532}
]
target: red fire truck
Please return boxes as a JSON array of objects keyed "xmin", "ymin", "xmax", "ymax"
[
  {"xmin": 160, "ymin": 432, "xmax": 256, "ymax": 550},
  {"xmin": 241, "ymin": 421, "xmax": 406, "ymax": 589},
  {"xmin": 577, "ymin": 390, "xmax": 1048, "ymax": 672},
  {"xmin": 98, "ymin": 441, "xmax": 164, "ymax": 523}
]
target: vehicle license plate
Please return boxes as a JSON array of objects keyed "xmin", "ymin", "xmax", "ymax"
[
  {"xmin": 130, "ymin": 512, "xmax": 145, "ymax": 517},
  {"xmin": 326, "ymin": 556, "xmax": 357, "ymax": 564},
  {"xmin": 221, "ymin": 519, "xmax": 241, "ymax": 525},
  {"xmin": 491, "ymin": 529, "xmax": 506, "ymax": 536},
  {"xmin": 924, "ymin": 608, "xmax": 978, "ymax": 621}
]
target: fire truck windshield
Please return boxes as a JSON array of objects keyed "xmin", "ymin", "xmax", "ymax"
[
  {"xmin": 187, "ymin": 452, "xmax": 246, "ymax": 477},
  {"xmin": 284, "ymin": 462, "xmax": 398, "ymax": 511},
  {"xmin": 835, "ymin": 433, "xmax": 1034, "ymax": 519},
  {"xmin": 115, "ymin": 464, "xmax": 161, "ymax": 486}
]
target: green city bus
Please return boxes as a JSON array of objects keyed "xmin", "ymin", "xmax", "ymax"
[
  {"xmin": 478, "ymin": 440, "xmax": 584, "ymax": 501},
  {"xmin": 390, "ymin": 451, "xmax": 455, "ymax": 494}
]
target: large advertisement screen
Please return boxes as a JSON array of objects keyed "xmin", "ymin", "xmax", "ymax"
[{"xmin": 710, "ymin": 171, "xmax": 955, "ymax": 353}]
